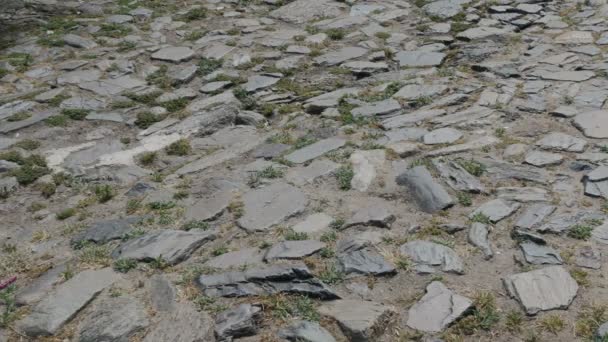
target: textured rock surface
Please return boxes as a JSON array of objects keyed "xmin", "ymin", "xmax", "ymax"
[
  {"xmin": 503, "ymin": 266, "xmax": 578, "ymax": 315},
  {"xmin": 407, "ymin": 281, "xmax": 472, "ymax": 333}
]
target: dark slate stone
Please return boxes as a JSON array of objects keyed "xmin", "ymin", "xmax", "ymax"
[
  {"xmin": 215, "ymin": 304, "xmax": 262, "ymax": 341},
  {"xmin": 71, "ymin": 216, "xmax": 145, "ymax": 245},
  {"xmin": 520, "ymin": 242, "xmax": 563, "ymax": 265},
  {"xmin": 396, "ymin": 166, "xmax": 454, "ymax": 213},
  {"xmin": 337, "ymin": 249, "xmax": 396, "ymax": 276},
  {"xmin": 197, "ymin": 263, "xmax": 339, "ymax": 299}
]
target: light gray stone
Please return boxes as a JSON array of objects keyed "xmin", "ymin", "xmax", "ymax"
[
  {"xmin": 396, "ymin": 166, "xmax": 454, "ymax": 213},
  {"xmin": 285, "ymin": 138, "xmax": 346, "ymax": 164},
  {"xmin": 422, "ymin": 127, "xmax": 462, "ymax": 145},
  {"xmin": 515, "ymin": 204, "xmax": 556, "ymax": 229},
  {"xmin": 468, "ymin": 223, "xmax": 493, "ymax": 259},
  {"xmin": 111, "ymin": 229, "xmax": 216, "ymax": 265},
  {"xmin": 292, "ymin": 213, "xmax": 334, "ymax": 235},
  {"xmin": 78, "ymin": 296, "xmax": 149, "ymax": 342},
  {"xmin": 206, "ymin": 248, "xmax": 265, "ymax": 270},
  {"xmin": 344, "ymin": 198, "xmax": 395, "ymax": 228},
  {"xmin": 215, "ymin": 304, "xmax": 262, "ymax": 341},
  {"xmin": 575, "ymin": 245, "xmax": 601, "ymax": 269},
  {"xmin": 469, "ymin": 199, "xmax": 520, "ymax": 223},
  {"xmin": 536, "ymin": 132, "xmax": 587, "ymax": 152},
  {"xmin": 573, "ymin": 110, "xmax": 608, "ymax": 138},
  {"xmin": 407, "ymin": 281, "xmax": 472, "ymax": 333},
  {"xmin": 63, "ymin": 34, "xmax": 97, "ymax": 49},
  {"xmin": 143, "ymin": 304, "xmax": 214, "ymax": 342},
  {"xmin": 395, "ymin": 51, "xmax": 446, "ymax": 68},
  {"xmin": 503, "ymin": 266, "xmax": 578, "ymax": 315},
  {"xmin": 351, "ymin": 99, "xmax": 401, "ymax": 117},
  {"xmin": 270, "ymin": 0, "xmax": 347, "ymax": 24},
  {"xmin": 520, "ymin": 242, "xmax": 562, "ymax": 265},
  {"xmin": 244, "ymin": 74, "xmax": 281, "ymax": 92},
  {"xmin": 237, "ymin": 182, "xmax": 308, "ymax": 232},
  {"xmin": 314, "ymin": 47, "xmax": 367, "ymax": 66},
  {"xmin": 399, "ymin": 240, "xmax": 464, "ymax": 274},
  {"xmin": 524, "ymin": 150, "xmax": 563, "ymax": 167},
  {"xmin": 151, "ymin": 46, "xmax": 194, "ymax": 62},
  {"xmin": 278, "ymin": 320, "xmax": 336, "ymax": 342},
  {"xmin": 286, "ymin": 159, "xmax": 340, "ymax": 186},
  {"xmin": 17, "ymin": 269, "xmax": 119, "ymax": 336},
  {"xmin": 265, "ymin": 240, "xmax": 325, "ymax": 261},
  {"xmin": 337, "ymin": 248, "xmax": 396, "ymax": 276},
  {"xmin": 318, "ymin": 300, "xmax": 395, "ymax": 342},
  {"xmin": 431, "ymin": 159, "xmax": 484, "ymax": 193}
]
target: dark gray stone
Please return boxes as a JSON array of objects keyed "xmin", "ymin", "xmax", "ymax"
[
  {"xmin": 71, "ymin": 216, "xmax": 144, "ymax": 245},
  {"xmin": 520, "ymin": 242, "xmax": 563, "ymax": 265},
  {"xmin": 399, "ymin": 240, "xmax": 464, "ymax": 274},
  {"xmin": 278, "ymin": 320, "xmax": 336, "ymax": 342},
  {"xmin": 197, "ymin": 263, "xmax": 339, "ymax": 299},
  {"xmin": 215, "ymin": 304, "xmax": 262, "ymax": 341},
  {"xmin": 111, "ymin": 230, "xmax": 216, "ymax": 265},
  {"xmin": 337, "ymin": 249, "xmax": 396, "ymax": 276},
  {"xmin": 78, "ymin": 296, "xmax": 149, "ymax": 342},
  {"xmin": 396, "ymin": 166, "xmax": 454, "ymax": 213}
]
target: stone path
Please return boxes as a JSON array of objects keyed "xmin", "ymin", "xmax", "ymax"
[{"xmin": 2, "ymin": 0, "xmax": 608, "ymax": 341}]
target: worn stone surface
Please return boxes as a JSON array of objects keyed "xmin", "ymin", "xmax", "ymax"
[
  {"xmin": 197, "ymin": 263, "xmax": 339, "ymax": 299},
  {"xmin": 237, "ymin": 182, "xmax": 308, "ymax": 232},
  {"xmin": 17, "ymin": 269, "xmax": 119, "ymax": 336},
  {"xmin": 503, "ymin": 266, "xmax": 578, "ymax": 315},
  {"xmin": 520, "ymin": 242, "xmax": 563, "ymax": 265},
  {"xmin": 215, "ymin": 304, "xmax": 262, "ymax": 341},
  {"xmin": 318, "ymin": 300, "xmax": 395, "ymax": 342},
  {"xmin": 278, "ymin": 320, "xmax": 336, "ymax": 342},
  {"xmin": 111, "ymin": 230, "xmax": 216, "ymax": 265},
  {"xmin": 77, "ymin": 296, "xmax": 149, "ymax": 342},
  {"xmin": 338, "ymin": 249, "xmax": 396, "ymax": 276},
  {"xmin": 407, "ymin": 281, "xmax": 472, "ymax": 333},
  {"xmin": 265, "ymin": 240, "xmax": 325, "ymax": 261},
  {"xmin": 400, "ymin": 240, "xmax": 464, "ymax": 274},
  {"xmin": 396, "ymin": 166, "xmax": 454, "ymax": 213},
  {"xmin": 469, "ymin": 199, "xmax": 520, "ymax": 223},
  {"xmin": 284, "ymin": 138, "xmax": 346, "ymax": 164},
  {"xmin": 468, "ymin": 223, "xmax": 493, "ymax": 259}
]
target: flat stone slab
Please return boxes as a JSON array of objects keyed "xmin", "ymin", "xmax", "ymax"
[
  {"xmin": 17, "ymin": 268, "xmax": 119, "ymax": 336},
  {"xmin": 264, "ymin": 240, "xmax": 326, "ymax": 261},
  {"xmin": 71, "ymin": 216, "xmax": 144, "ymax": 245},
  {"xmin": 469, "ymin": 199, "xmax": 520, "ymax": 223},
  {"xmin": 536, "ymin": 132, "xmax": 587, "ymax": 152},
  {"xmin": 520, "ymin": 242, "xmax": 563, "ymax": 265},
  {"xmin": 338, "ymin": 248, "xmax": 396, "ymax": 276},
  {"xmin": 286, "ymin": 159, "xmax": 340, "ymax": 186},
  {"xmin": 77, "ymin": 296, "xmax": 149, "ymax": 342},
  {"xmin": 395, "ymin": 51, "xmax": 446, "ymax": 68},
  {"xmin": 215, "ymin": 304, "xmax": 261, "ymax": 341},
  {"xmin": 270, "ymin": 0, "xmax": 347, "ymax": 24},
  {"xmin": 206, "ymin": 247, "xmax": 265, "ymax": 270},
  {"xmin": 278, "ymin": 320, "xmax": 336, "ymax": 342},
  {"xmin": 422, "ymin": 127, "xmax": 462, "ymax": 145},
  {"xmin": 237, "ymin": 182, "xmax": 308, "ymax": 232},
  {"xmin": 344, "ymin": 198, "xmax": 396, "ymax": 228},
  {"xmin": 151, "ymin": 46, "xmax": 194, "ymax": 62},
  {"xmin": 431, "ymin": 159, "xmax": 484, "ymax": 193},
  {"xmin": 515, "ymin": 204, "xmax": 556, "ymax": 230},
  {"xmin": 197, "ymin": 262, "xmax": 339, "ymax": 299},
  {"xmin": 468, "ymin": 223, "xmax": 493, "ymax": 259},
  {"xmin": 407, "ymin": 281, "xmax": 472, "ymax": 333},
  {"xmin": 573, "ymin": 110, "xmax": 608, "ymax": 139},
  {"xmin": 184, "ymin": 178, "xmax": 240, "ymax": 222},
  {"xmin": 284, "ymin": 138, "xmax": 346, "ymax": 164},
  {"xmin": 524, "ymin": 150, "xmax": 563, "ymax": 167},
  {"xmin": 503, "ymin": 266, "xmax": 578, "ymax": 315},
  {"xmin": 396, "ymin": 166, "xmax": 454, "ymax": 213},
  {"xmin": 143, "ymin": 304, "xmax": 214, "ymax": 342},
  {"xmin": 314, "ymin": 47, "xmax": 367, "ymax": 66},
  {"xmin": 318, "ymin": 300, "xmax": 395, "ymax": 342},
  {"xmin": 399, "ymin": 240, "xmax": 464, "ymax": 274},
  {"xmin": 292, "ymin": 213, "xmax": 334, "ymax": 235},
  {"xmin": 111, "ymin": 230, "xmax": 216, "ymax": 265}
]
